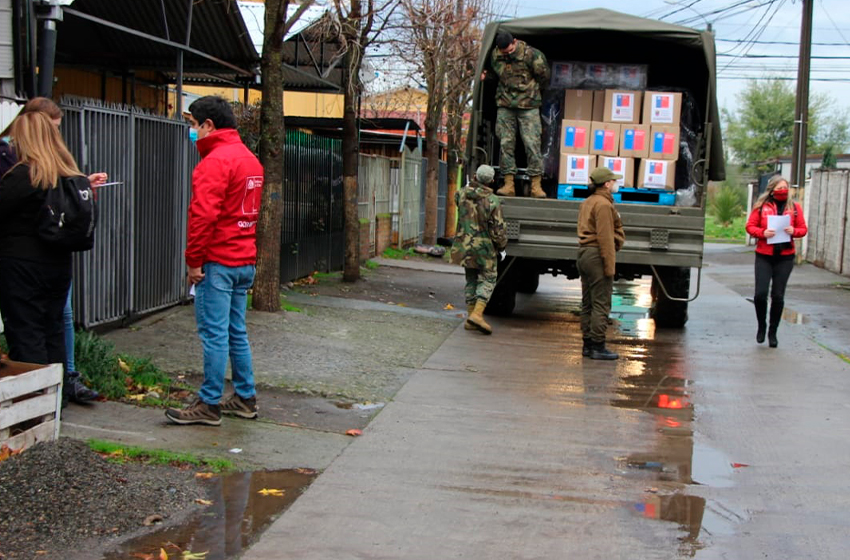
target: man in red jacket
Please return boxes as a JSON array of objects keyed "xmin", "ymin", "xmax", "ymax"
[{"xmin": 166, "ymin": 96, "xmax": 264, "ymax": 426}]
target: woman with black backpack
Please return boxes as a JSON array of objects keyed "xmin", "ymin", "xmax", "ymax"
[{"xmin": 0, "ymin": 111, "xmax": 97, "ymax": 402}]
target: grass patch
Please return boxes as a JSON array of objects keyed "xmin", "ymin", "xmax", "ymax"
[
  {"xmin": 363, "ymin": 259, "xmax": 380, "ymax": 271},
  {"xmin": 312, "ymin": 271, "xmax": 342, "ymax": 280},
  {"xmin": 705, "ymin": 214, "xmax": 746, "ymax": 243},
  {"xmin": 382, "ymin": 247, "xmax": 416, "ymax": 259},
  {"xmin": 88, "ymin": 439, "xmax": 233, "ymax": 471},
  {"xmin": 247, "ymin": 293, "xmax": 302, "ymax": 312}
]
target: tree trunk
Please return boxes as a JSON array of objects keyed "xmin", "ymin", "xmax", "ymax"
[
  {"xmin": 342, "ymin": 48, "xmax": 361, "ymax": 282},
  {"xmin": 423, "ymin": 123, "xmax": 440, "ymax": 246},
  {"xmin": 253, "ymin": 0, "xmax": 289, "ymax": 312},
  {"xmin": 445, "ymin": 157, "xmax": 459, "ymax": 238}
]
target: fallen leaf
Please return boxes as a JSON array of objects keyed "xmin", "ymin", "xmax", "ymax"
[
  {"xmin": 195, "ymin": 499, "xmax": 213, "ymax": 506},
  {"xmin": 194, "ymin": 472, "xmax": 215, "ymax": 480},
  {"xmin": 143, "ymin": 514, "xmax": 164, "ymax": 526},
  {"xmin": 345, "ymin": 429, "xmax": 362, "ymax": 437},
  {"xmin": 125, "ymin": 394, "xmax": 146, "ymax": 401},
  {"xmin": 160, "ymin": 549, "xmax": 169, "ymax": 560},
  {"xmin": 294, "ymin": 468, "xmax": 316, "ymax": 475},
  {"xmin": 118, "ymin": 358, "xmax": 131, "ymax": 373},
  {"xmin": 731, "ymin": 462, "xmax": 750, "ymax": 468},
  {"xmin": 258, "ymin": 488, "xmax": 285, "ymax": 497},
  {"xmin": 182, "ymin": 552, "xmax": 209, "ymax": 560},
  {"xmin": 444, "ymin": 303, "xmax": 455, "ymax": 310}
]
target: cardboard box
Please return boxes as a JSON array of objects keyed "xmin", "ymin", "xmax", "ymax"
[
  {"xmin": 592, "ymin": 90, "xmax": 605, "ymax": 122},
  {"xmin": 649, "ymin": 125, "xmax": 680, "ymax": 161},
  {"xmin": 603, "ymin": 90, "xmax": 642, "ymax": 124},
  {"xmin": 620, "ymin": 124, "xmax": 650, "ymax": 158},
  {"xmin": 559, "ymin": 154, "xmax": 596, "ymax": 184},
  {"xmin": 597, "ymin": 156, "xmax": 635, "ymax": 188},
  {"xmin": 642, "ymin": 91, "xmax": 683, "ymax": 125},
  {"xmin": 589, "ymin": 122, "xmax": 621, "ymax": 157},
  {"xmin": 638, "ymin": 159, "xmax": 676, "ymax": 190},
  {"xmin": 563, "ymin": 90, "xmax": 595, "ymax": 121},
  {"xmin": 559, "ymin": 120, "xmax": 592, "ymax": 154}
]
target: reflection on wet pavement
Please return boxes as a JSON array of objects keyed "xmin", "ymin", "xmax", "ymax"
[{"xmin": 102, "ymin": 469, "xmax": 317, "ymax": 560}]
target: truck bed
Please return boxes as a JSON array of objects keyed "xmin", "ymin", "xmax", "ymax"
[{"xmin": 501, "ymin": 197, "xmax": 705, "ymax": 269}]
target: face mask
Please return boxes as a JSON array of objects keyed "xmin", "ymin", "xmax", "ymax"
[
  {"xmin": 1, "ymin": 136, "xmax": 10, "ymax": 144},
  {"xmin": 772, "ymin": 188, "xmax": 789, "ymax": 202},
  {"xmin": 611, "ymin": 183, "xmax": 620, "ymax": 194},
  {"xmin": 189, "ymin": 127, "xmax": 198, "ymax": 144}
]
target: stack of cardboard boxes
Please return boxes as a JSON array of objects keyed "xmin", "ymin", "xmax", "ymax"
[{"xmin": 557, "ymin": 89, "xmax": 683, "ymax": 198}]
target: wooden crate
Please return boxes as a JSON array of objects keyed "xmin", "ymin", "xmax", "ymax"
[{"xmin": 0, "ymin": 361, "xmax": 63, "ymax": 453}]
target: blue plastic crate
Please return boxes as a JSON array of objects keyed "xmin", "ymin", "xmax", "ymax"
[
  {"xmin": 557, "ymin": 185, "xmax": 675, "ymax": 206},
  {"xmin": 614, "ymin": 188, "xmax": 675, "ymax": 206},
  {"xmin": 557, "ymin": 184, "xmax": 593, "ymax": 201}
]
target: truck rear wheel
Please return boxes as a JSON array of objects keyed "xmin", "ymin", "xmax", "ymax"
[
  {"xmin": 486, "ymin": 257, "xmax": 518, "ymax": 316},
  {"xmin": 650, "ymin": 266, "xmax": 690, "ymax": 328},
  {"xmin": 516, "ymin": 271, "xmax": 540, "ymax": 294}
]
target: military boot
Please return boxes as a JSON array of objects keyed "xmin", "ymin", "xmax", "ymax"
[
  {"xmin": 530, "ymin": 175, "xmax": 546, "ymax": 198},
  {"xmin": 582, "ymin": 338, "xmax": 592, "ymax": 357},
  {"xmin": 496, "ymin": 175, "xmax": 515, "ymax": 197},
  {"xmin": 467, "ymin": 300, "xmax": 493, "ymax": 334},
  {"xmin": 590, "ymin": 342, "xmax": 619, "ymax": 360},
  {"xmin": 465, "ymin": 304, "xmax": 477, "ymax": 330}
]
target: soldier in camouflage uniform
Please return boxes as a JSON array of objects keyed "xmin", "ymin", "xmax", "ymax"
[
  {"xmin": 487, "ymin": 30, "xmax": 550, "ymax": 199},
  {"xmin": 450, "ymin": 165, "xmax": 508, "ymax": 334}
]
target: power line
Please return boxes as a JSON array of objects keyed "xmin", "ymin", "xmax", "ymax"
[
  {"xmin": 717, "ymin": 53, "xmax": 850, "ymax": 59},
  {"xmin": 716, "ymin": 37, "xmax": 848, "ymax": 47},
  {"xmin": 718, "ymin": 0, "xmax": 786, "ymax": 73},
  {"xmin": 817, "ymin": 0, "xmax": 850, "ymax": 50},
  {"xmin": 718, "ymin": 76, "xmax": 850, "ymax": 82}
]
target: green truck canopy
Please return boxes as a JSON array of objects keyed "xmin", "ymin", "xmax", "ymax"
[{"xmin": 470, "ymin": 8, "xmax": 725, "ymax": 181}]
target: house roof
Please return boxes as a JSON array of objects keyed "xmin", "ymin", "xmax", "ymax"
[{"xmin": 57, "ymin": 0, "xmax": 341, "ymax": 92}]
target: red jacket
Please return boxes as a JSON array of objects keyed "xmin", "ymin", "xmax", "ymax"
[
  {"xmin": 186, "ymin": 129, "xmax": 264, "ymax": 268},
  {"xmin": 745, "ymin": 200, "xmax": 807, "ymax": 257}
]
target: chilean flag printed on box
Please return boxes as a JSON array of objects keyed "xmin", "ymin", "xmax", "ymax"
[
  {"xmin": 649, "ymin": 161, "xmax": 665, "ymax": 175},
  {"xmin": 623, "ymin": 129, "xmax": 646, "ymax": 151},
  {"xmin": 616, "ymin": 94, "xmax": 630, "ymax": 108},
  {"xmin": 653, "ymin": 132, "xmax": 675, "ymax": 155},
  {"xmin": 593, "ymin": 129, "xmax": 616, "ymax": 152},
  {"xmin": 564, "ymin": 125, "xmax": 586, "ymax": 149},
  {"xmin": 655, "ymin": 95, "xmax": 671, "ymax": 109},
  {"xmin": 571, "ymin": 157, "xmax": 585, "ymax": 170},
  {"xmin": 606, "ymin": 158, "xmax": 624, "ymax": 173}
]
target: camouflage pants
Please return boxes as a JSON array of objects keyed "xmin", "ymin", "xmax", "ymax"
[
  {"xmin": 495, "ymin": 107, "xmax": 543, "ymax": 176},
  {"xmin": 464, "ymin": 267, "xmax": 498, "ymax": 305}
]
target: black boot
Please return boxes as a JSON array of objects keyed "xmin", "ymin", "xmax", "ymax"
[
  {"xmin": 582, "ymin": 338, "xmax": 592, "ymax": 357},
  {"xmin": 64, "ymin": 371, "xmax": 99, "ymax": 404},
  {"xmin": 590, "ymin": 342, "xmax": 619, "ymax": 361},
  {"xmin": 768, "ymin": 299, "xmax": 784, "ymax": 348},
  {"xmin": 754, "ymin": 298, "xmax": 768, "ymax": 344}
]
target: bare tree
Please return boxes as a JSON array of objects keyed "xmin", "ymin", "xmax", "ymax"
[
  {"xmin": 397, "ymin": 0, "xmax": 485, "ymax": 245},
  {"xmin": 253, "ymin": 0, "xmax": 316, "ymax": 312},
  {"xmin": 324, "ymin": 0, "xmax": 398, "ymax": 282},
  {"xmin": 443, "ymin": 0, "xmax": 489, "ymax": 238}
]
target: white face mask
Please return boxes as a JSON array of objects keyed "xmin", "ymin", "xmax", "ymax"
[{"xmin": 611, "ymin": 183, "xmax": 620, "ymax": 194}]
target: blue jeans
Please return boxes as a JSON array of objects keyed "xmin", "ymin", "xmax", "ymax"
[
  {"xmin": 64, "ymin": 283, "xmax": 75, "ymax": 372},
  {"xmin": 195, "ymin": 263, "xmax": 256, "ymax": 405}
]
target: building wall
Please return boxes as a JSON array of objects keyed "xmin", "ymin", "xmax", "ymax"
[
  {"xmin": 52, "ymin": 68, "xmax": 165, "ymax": 112},
  {"xmin": 181, "ymin": 85, "xmax": 343, "ymax": 118}
]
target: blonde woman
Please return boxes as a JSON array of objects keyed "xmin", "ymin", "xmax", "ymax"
[
  {"xmin": 745, "ymin": 175, "xmax": 808, "ymax": 348},
  {"xmin": 0, "ymin": 111, "xmax": 97, "ymax": 402}
]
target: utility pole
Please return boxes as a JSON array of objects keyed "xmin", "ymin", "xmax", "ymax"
[{"xmin": 790, "ymin": 0, "xmax": 813, "ymax": 190}]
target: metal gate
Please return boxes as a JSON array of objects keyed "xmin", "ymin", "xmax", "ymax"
[
  {"xmin": 418, "ymin": 158, "xmax": 448, "ymax": 241},
  {"xmin": 280, "ymin": 129, "xmax": 344, "ymax": 282},
  {"xmin": 358, "ymin": 154, "xmax": 392, "ymax": 255},
  {"xmin": 60, "ymin": 100, "xmax": 196, "ymax": 328}
]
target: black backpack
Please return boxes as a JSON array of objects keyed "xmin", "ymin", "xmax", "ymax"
[{"xmin": 37, "ymin": 175, "xmax": 98, "ymax": 252}]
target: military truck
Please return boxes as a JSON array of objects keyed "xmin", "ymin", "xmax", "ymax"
[{"xmin": 466, "ymin": 9, "xmax": 725, "ymax": 328}]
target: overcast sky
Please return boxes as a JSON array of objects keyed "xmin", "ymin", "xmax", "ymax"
[{"xmin": 497, "ymin": 0, "xmax": 850, "ymax": 116}]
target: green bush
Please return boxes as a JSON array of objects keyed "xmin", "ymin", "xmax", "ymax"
[
  {"xmin": 75, "ymin": 331, "xmax": 171, "ymax": 399},
  {"xmin": 710, "ymin": 185, "xmax": 744, "ymax": 227}
]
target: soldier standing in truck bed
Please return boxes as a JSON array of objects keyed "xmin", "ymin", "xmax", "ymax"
[{"xmin": 485, "ymin": 30, "xmax": 550, "ymax": 199}]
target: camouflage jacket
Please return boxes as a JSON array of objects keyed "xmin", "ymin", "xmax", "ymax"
[
  {"xmin": 490, "ymin": 40, "xmax": 550, "ymax": 109},
  {"xmin": 450, "ymin": 181, "xmax": 508, "ymax": 270}
]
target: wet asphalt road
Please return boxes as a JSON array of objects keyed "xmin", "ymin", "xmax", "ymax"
[{"xmin": 242, "ymin": 245, "xmax": 850, "ymax": 559}]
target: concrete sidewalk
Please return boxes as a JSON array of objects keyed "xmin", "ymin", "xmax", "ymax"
[{"xmin": 242, "ymin": 271, "xmax": 850, "ymax": 558}]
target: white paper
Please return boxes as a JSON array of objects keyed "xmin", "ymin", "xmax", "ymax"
[
  {"xmin": 189, "ymin": 284, "xmax": 196, "ymax": 296},
  {"xmin": 767, "ymin": 214, "xmax": 791, "ymax": 244}
]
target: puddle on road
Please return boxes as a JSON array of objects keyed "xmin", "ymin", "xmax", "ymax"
[
  {"xmin": 102, "ymin": 469, "xmax": 317, "ymax": 560},
  {"xmin": 334, "ymin": 401, "xmax": 385, "ymax": 412}
]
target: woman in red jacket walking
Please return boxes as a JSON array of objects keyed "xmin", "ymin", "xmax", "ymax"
[{"xmin": 745, "ymin": 175, "xmax": 807, "ymax": 348}]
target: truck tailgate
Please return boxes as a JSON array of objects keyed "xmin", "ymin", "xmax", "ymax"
[{"xmin": 501, "ymin": 198, "xmax": 705, "ymax": 269}]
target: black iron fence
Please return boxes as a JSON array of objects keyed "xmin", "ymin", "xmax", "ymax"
[{"xmin": 280, "ymin": 129, "xmax": 344, "ymax": 282}]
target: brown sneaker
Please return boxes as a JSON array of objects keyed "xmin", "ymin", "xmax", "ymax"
[
  {"xmin": 220, "ymin": 393, "xmax": 258, "ymax": 419},
  {"xmin": 165, "ymin": 400, "xmax": 222, "ymax": 426}
]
